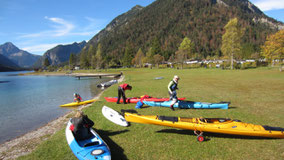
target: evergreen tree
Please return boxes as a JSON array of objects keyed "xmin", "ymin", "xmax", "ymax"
[
  {"xmin": 151, "ymin": 36, "xmax": 161, "ymax": 55},
  {"xmin": 95, "ymin": 44, "xmax": 103, "ymax": 69},
  {"xmin": 69, "ymin": 53, "xmax": 76, "ymax": 69},
  {"xmin": 80, "ymin": 52, "xmax": 90, "ymax": 69},
  {"xmin": 87, "ymin": 45, "xmax": 96, "ymax": 69},
  {"xmin": 122, "ymin": 44, "xmax": 133, "ymax": 67},
  {"xmin": 221, "ymin": 18, "xmax": 243, "ymax": 70}
]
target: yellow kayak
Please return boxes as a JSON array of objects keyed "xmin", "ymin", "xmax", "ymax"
[
  {"xmin": 60, "ymin": 99, "xmax": 96, "ymax": 107},
  {"xmin": 124, "ymin": 112, "xmax": 284, "ymax": 140}
]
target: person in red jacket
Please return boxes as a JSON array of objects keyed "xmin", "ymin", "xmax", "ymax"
[
  {"xmin": 74, "ymin": 93, "xmax": 82, "ymax": 102},
  {"xmin": 117, "ymin": 83, "xmax": 132, "ymax": 104}
]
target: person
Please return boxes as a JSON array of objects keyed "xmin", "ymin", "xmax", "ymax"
[
  {"xmin": 74, "ymin": 93, "xmax": 82, "ymax": 102},
  {"xmin": 117, "ymin": 83, "xmax": 132, "ymax": 104},
  {"xmin": 168, "ymin": 75, "xmax": 180, "ymax": 111},
  {"xmin": 70, "ymin": 110, "xmax": 94, "ymax": 141}
]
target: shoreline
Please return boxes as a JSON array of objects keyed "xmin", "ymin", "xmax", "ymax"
[{"xmin": 0, "ymin": 74, "xmax": 124, "ymax": 160}]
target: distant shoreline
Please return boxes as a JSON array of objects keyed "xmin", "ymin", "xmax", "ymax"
[{"xmin": 0, "ymin": 73, "xmax": 124, "ymax": 160}]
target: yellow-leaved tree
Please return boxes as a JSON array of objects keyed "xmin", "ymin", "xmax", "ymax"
[
  {"xmin": 261, "ymin": 29, "xmax": 284, "ymax": 70},
  {"xmin": 175, "ymin": 37, "xmax": 195, "ymax": 69},
  {"xmin": 221, "ymin": 18, "xmax": 243, "ymax": 70}
]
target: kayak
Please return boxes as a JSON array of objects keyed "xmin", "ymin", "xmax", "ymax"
[
  {"xmin": 124, "ymin": 112, "xmax": 284, "ymax": 139},
  {"xmin": 102, "ymin": 106, "xmax": 129, "ymax": 127},
  {"xmin": 143, "ymin": 100, "xmax": 229, "ymax": 109},
  {"xmin": 97, "ymin": 80, "xmax": 118, "ymax": 88},
  {"xmin": 60, "ymin": 99, "xmax": 96, "ymax": 107},
  {"xmin": 65, "ymin": 119, "xmax": 111, "ymax": 160},
  {"xmin": 104, "ymin": 97, "xmax": 186, "ymax": 103}
]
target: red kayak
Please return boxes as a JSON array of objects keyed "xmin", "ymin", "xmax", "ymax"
[{"xmin": 104, "ymin": 97, "xmax": 186, "ymax": 103}]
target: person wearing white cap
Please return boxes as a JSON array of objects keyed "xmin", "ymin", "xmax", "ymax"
[{"xmin": 167, "ymin": 75, "xmax": 180, "ymax": 111}]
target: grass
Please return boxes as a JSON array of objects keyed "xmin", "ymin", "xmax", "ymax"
[{"xmin": 18, "ymin": 67, "xmax": 284, "ymax": 160}]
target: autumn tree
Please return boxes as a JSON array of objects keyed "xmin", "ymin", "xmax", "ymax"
[
  {"xmin": 153, "ymin": 54, "xmax": 164, "ymax": 68},
  {"xmin": 145, "ymin": 47, "xmax": 155, "ymax": 65},
  {"xmin": 132, "ymin": 48, "xmax": 145, "ymax": 67},
  {"xmin": 175, "ymin": 37, "xmax": 195, "ymax": 69},
  {"xmin": 179, "ymin": 37, "xmax": 195, "ymax": 58},
  {"xmin": 221, "ymin": 18, "xmax": 243, "ymax": 70},
  {"xmin": 261, "ymin": 29, "xmax": 284, "ymax": 69}
]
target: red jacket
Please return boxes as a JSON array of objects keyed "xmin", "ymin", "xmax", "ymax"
[{"xmin": 119, "ymin": 83, "xmax": 132, "ymax": 91}]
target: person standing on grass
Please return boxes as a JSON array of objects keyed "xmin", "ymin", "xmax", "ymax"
[
  {"xmin": 168, "ymin": 75, "xmax": 180, "ymax": 111},
  {"xmin": 117, "ymin": 83, "xmax": 132, "ymax": 104}
]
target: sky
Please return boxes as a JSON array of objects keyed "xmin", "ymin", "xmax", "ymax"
[{"xmin": 0, "ymin": 0, "xmax": 283, "ymax": 55}]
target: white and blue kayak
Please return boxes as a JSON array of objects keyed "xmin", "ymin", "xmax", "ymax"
[
  {"xmin": 65, "ymin": 119, "xmax": 111, "ymax": 160},
  {"xmin": 143, "ymin": 100, "xmax": 229, "ymax": 109}
]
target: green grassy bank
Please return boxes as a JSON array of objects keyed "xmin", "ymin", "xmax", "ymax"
[{"xmin": 19, "ymin": 68, "xmax": 284, "ymax": 160}]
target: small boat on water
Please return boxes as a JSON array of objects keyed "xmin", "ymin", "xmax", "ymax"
[
  {"xmin": 143, "ymin": 100, "xmax": 229, "ymax": 109},
  {"xmin": 124, "ymin": 112, "xmax": 284, "ymax": 141},
  {"xmin": 60, "ymin": 99, "xmax": 96, "ymax": 107},
  {"xmin": 65, "ymin": 119, "xmax": 111, "ymax": 160}
]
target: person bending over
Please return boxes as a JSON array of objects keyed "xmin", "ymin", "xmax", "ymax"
[{"xmin": 117, "ymin": 83, "xmax": 132, "ymax": 104}]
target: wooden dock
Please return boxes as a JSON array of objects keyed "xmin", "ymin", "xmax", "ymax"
[{"xmin": 75, "ymin": 73, "xmax": 122, "ymax": 79}]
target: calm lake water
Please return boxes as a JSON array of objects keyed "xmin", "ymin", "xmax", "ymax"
[{"xmin": 0, "ymin": 71, "xmax": 110, "ymax": 144}]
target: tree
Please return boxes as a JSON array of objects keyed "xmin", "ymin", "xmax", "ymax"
[
  {"xmin": 145, "ymin": 47, "xmax": 155, "ymax": 65},
  {"xmin": 80, "ymin": 52, "xmax": 90, "ymax": 69},
  {"xmin": 43, "ymin": 57, "xmax": 50, "ymax": 68},
  {"xmin": 87, "ymin": 45, "xmax": 96, "ymax": 69},
  {"xmin": 151, "ymin": 36, "xmax": 161, "ymax": 55},
  {"xmin": 178, "ymin": 37, "xmax": 195, "ymax": 59},
  {"xmin": 175, "ymin": 37, "xmax": 195, "ymax": 69},
  {"xmin": 122, "ymin": 44, "xmax": 133, "ymax": 67},
  {"xmin": 69, "ymin": 53, "xmax": 76, "ymax": 69},
  {"xmin": 261, "ymin": 30, "xmax": 284, "ymax": 69},
  {"xmin": 153, "ymin": 54, "xmax": 164, "ymax": 68},
  {"xmin": 133, "ymin": 48, "xmax": 145, "ymax": 67},
  {"xmin": 221, "ymin": 18, "xmax": 243, "ymax": 70},
  {"xmin": 175, "ymin": 50, "xmax": 187, "ymax": 69},
  {"xmin": 95, "ymin": 44, "xmax": 103, "ymax": 69}
]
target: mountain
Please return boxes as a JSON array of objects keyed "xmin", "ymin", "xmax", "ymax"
[
  {"xmin": 0, "ymin": 42, "xmax": 41, "ymax": 68},
  {"xmin": 34, "ymin": 41, "xmax": 86, "ymax": 67},
  {"xmin": 82, "ymin": 0, "xmax": 284, "ymax": 64},
  {"xmin": 0, "ymin": 54, "xmax": 20, "ymax": 71}
]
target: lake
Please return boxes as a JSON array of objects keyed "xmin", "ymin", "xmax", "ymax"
[{"xmin": 0, "ymin": 71, "xmax": 110, "ymax": 144}]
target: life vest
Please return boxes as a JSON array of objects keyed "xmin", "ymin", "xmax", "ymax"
[{"xmin": 169, "ymin": 80, "xmax": 178, "ymax": 91}]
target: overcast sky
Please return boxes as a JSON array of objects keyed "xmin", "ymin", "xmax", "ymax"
[{"xmin": 0, "ymin": 0, "xmax": 283, "ymax": 55}]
